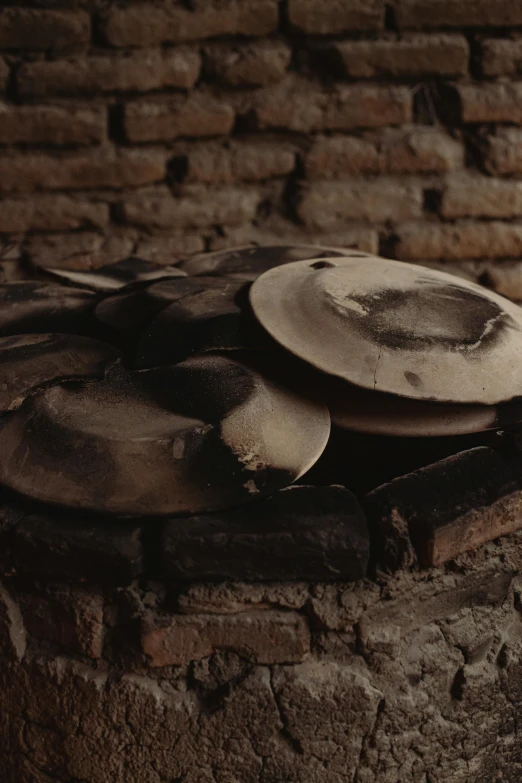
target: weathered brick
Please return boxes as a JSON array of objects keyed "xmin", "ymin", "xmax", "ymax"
[
  {"xmin": 364, "ymin": 447, "xmax": 522, "ymax": 569},
  {"xmin": 482, "ymin": 38, "xmax": 522, "ymax": 76},
  {"xmin": 210, "ymin": 222, "xmax": 380, "ymax": 254},
  {"xmin": 0, "ymin": 196, "xmax": 108, "ymax": 234},
  {"xmin": 298, "ymin": 178, "xmax": 423, "ymax": 229},
  {"xmin": 0, "ymin": 58, "xmax": 8, "ymax": 93},
  {"xmin": 0, "ymin": 103, "xmax": 106, "ymax": 146},
  {"xmin": 289, "ymin": 0, "xmax": 384, "ymax": 33},
  {"xmin": 327, "ymin": 35, "xmax": 468, "ymax": 78},
  {"xmin": 121, "ymin": 185, "xmax": 261, "ymax": 229},
  {"xmin": 102, "ymin": 0, "xmax": 278, "ymax": 47},
  {"xmin": 25, "ymin": 231, "xmax": 137, "ymax": 270},
  {"xmin": 124, "ymin": 95, "xmax": 235, "ymax": 143},
  {"xmin": 141, "ymin": 610, "xmax": 310, "ymax": 667},
  {"xmin": 396, "ymin": 221, "xmax": 522, "ymax": 260},
  {"xmin": 0, "ymin": 8, "xmax": 90, "ymax": 53},
  {"xmin": 177, "ymin": 141, "xmax": 295, "ymax": 184},
  {"xmin": 20, "ymin": 586, "xmax": 104, "ymax": 659},
  {"xmin": 0, "ymin": 148, "xmax": 167, "ymax": 192},
  {"xmin": 134, "ymin": 233, "xmax": 205, "ymax": 260},
  {"xmin": 205, "ymin": 40, "xmax": 291, "ymax": 86},
  {"xmin": 457, "ymin": 83, "xmax": 522, "ymax": 124},
  {"xmin": 12, "ymin": 514, "xmax": 143, "ymax": 586},
  {"xmin": 395, "ymin": 0, "xmax": 522, "ymax": 28},
  {"xmin": 480, "ymin": 261, "xmax": 522, "ymax": 302},
  {"xmin": 485, "ymin": 128, "xmax": 522, "ymax": 175},
  {"xmin": 17, "ymin": 48, "xmax": 201, "ymax": 97},
  {"xmin": 306, "ymin": 129, "xmax": 463, "ymax": 178},
  {"xmin": 162, "ymin": 486, "xmax": 369, "ymax": 582},
  {"xmin": 252, "ymin": 78, "xmax": 412, "ymax": 131},
  {"xmin": 442, "ymin": 175, "xmax": 522, "ymax": 219}
]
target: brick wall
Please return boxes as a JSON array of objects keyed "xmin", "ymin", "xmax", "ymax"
[{"xmin": 1, "ymin": 0, "xmax": 522, "ymax": 288}]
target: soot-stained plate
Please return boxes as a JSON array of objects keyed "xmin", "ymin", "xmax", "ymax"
[
  {"xmin": 327, "ymin": 380, "xmax": 522, "ymax": 437},
  {"xmin": 0, "ymin": 282, "xmax": 95, "ymax": 336},
  {"xmin": 39, "ymin": 257, "xmax": 187, "ymax": 292},
  {"xmin": 0, "ymin": 333, "xmax": 120, "ymax": 412},
  {"xmin": 0, "ymin": 355, "xmax": 330, "ymax": 516},
  {"xmin": 250, "ymin": 255, "xmax": 522, "ymax": 405},
  {"xmin": 180, "ymin": 244, "xmax": 371, "ymax": 281}
]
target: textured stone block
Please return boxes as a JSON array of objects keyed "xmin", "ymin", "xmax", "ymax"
[
  {"xmin": 327, "ymin": 35, "xmax": 468, "ymax": 78},
  {"xmin": 396, "ymin": 221, "xmax": 522, "ymax": 260},
  {"xmin": 288, "ymin": 0, "xmax": 384, "ymax": 33},
  {"xmin": 0, "ymin": 148, "xmax": 167, "ymax": 192},
  {"xmin": 298, "ymin": 178, "xmax": 423, "ymax": 229},
  {"xmin": 0, "ymin": 196, "xmax": 108, "ymax": 233},
  {"xmin": 102, "ymin": 0, "xmax": 278, "ymax": 47},
  {"xmin": 162, "ymin": 485, "xmax": 369, "ymax": 582},
  {"xmin": 25, "ymin": 231, "xmax": 136, "ymax": 270},
  {"xmin": 124, "ymin": 95, "xmax": 235, "ymax": 143},
  {"xmin": 252, "ymin": 78, "xmax": 412, "ymax": 131},
  {"xmin": 205, "ymin": 41, "xmax": 291, "ymax": 86},
  {"xmin": 396, "ymin": 0, "xmax": 522, "ymax": 28},
  {"xmin": 0, "ymin": 8, "xmax": 90, "ymax": 52},
  {"xmin": 0, "ymin": 104, "xmax": 106, "ymax": 146},
  {"xmin": 441, "ymin": 175, "xmax": 522, "ymax": 219},
  {"xmin": 209, "ymin": 222, "xmax": 380, "ymax": 255},
  {"xmin": 482, "ymin": 39, "xmax": 522, "ymax": 76},
  {"xmin": 18, "ymin": 48, "xmax": 201, "ymax": 97},
  {"xmin": 12, "ymin": 514, "xmax": 143, "ymax": 586},
  {"xmin": 485, "ymin": 128, "xmax": 522, "ymax": 175},
  {"xmin": 364, "ymin": 447, "xmax": 522, "ymax": 569},
  {"xmin": 457, "ymin": 83, "xmax": 522, "ymax": 124},
  {"xmin": 19, "ymin": 585, "xmax": 104, "ymax": 658},
  {"xmin": 178, "ymin": 141, "xmax": 295, "ymax": 184},
  {"xmin": 121, "ymin": 185, "xmax": 261, "ymax": 230},
  {"xmin": 141, "ymin": 610, "xmax": 310, "ymax": 666}
]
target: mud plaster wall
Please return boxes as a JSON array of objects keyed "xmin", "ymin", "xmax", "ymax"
[{"xmin": 0, "ymin": 0, "xmax": 522, "ymax": 297}]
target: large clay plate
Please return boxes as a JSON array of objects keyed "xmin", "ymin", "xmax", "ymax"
[
  {"xmin": 0, "ymin": 355, "xmax": 330, "ymax": 516},
  {"xmin": 250, "ymin": 255, "xmax": 522, "ymax": 405}
]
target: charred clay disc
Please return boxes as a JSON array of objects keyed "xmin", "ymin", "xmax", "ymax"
[
  {"xmin": 0, "ymin": 333, "xmax": 120, "ymax": 412},
  {"xmin": 39, "ymin": 256, "xmax": 187, "ymax": 292},
  {"xmin": 0, "ymin": 282, "xmax": 95, "ymax": 337},
  {"xmin": 327, "ymin": 381, "xmax": 522, "ymax": 437},
  {"xmin": 135, "ymin": 278, "xmax": 263, "ymax": 369},
  {"xmin": 180, "ymin": 244, "xmax": 371, "ymax": 281},
  {"xmin": 0, "ymin": 356, "xmax": 330, "ymax": 516},
  {"xmin": 250, "ymin": 255, "xmax": 522, "ymax": 405}
]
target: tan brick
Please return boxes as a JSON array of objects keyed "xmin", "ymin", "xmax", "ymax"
[
  {"xmin": 210, "ymin": 222, "xmax": 380, "ymax": 255},
  {"xmin": 179, "ymin": 141, "xmax": 295, "ymax": 184},
  {"xmin": 0, "ymin": 8, "xmax": 90, "ymax": 53},
  {"xmin": 205, "ymin": 41, "xmax": 291, "ymax": 86},
  {"xmin": 18, "ymin": 48, "xmax": 201, "ymax": 98},
  {"xmin": 329, "ymin": 35, "xmax": 468, "ymax": 78},
  {"xmin": 26, "ymin": 231, "xmax": 137, "ymax": 270},
  {"xmin": 306, "ymin": 129, "xmax": 463, "ymax": 178},
  {"xmin": 0, "ymin": 148, "xmax": 167, "ymax": 192},
  {"xmin": 134, "ymin": 233, "xmax": 205, "ymax": 261},
  {"xmin": 0, "ymin": 58, "xmax": 8, "ymax": 93},
  {"xmin": 298, "ymin": 179, "xmax": 423, "ymax": 229},
  {"xmin": 480, "ymin": 261, "xmax": 522, "ymax": 301},
  {"xmin": 20, "ymin": 586, "xmax": 104, "ymax": 659},
  {"xmin": 486, "ymin": 129, "xmax": 522, "ymax": 175},
  {"xmin": 457, "ymin": 83, "xmax": 522, "ymax": 124},
  {"xmin": 0, "ymin": 196, "xmax": 109, "ymax": 233},
  {"xmin": 289, "ymin": 0, "xmax": 384, "ymax": 33},
  {"xmin": 252, "ymin": 77, "xmax": 412, "ymax": 132},
  {"xmin": 442, "ymin": 175, "xmax": 522, "ymax": 219},
  {"xmin": 124, "ymin": 95, "xmax": 235, "ymax": 143},
  {"xmin": 121, "ymin": 185, "xmax": 261, "ymax": 230},
  {"xmin": 0, "ymin": 103, "xmax": 106, "ymax": 146},
  {"xmin": 396, "ymin": 221, "xmax": 522, "ymax": 260},
  {"xmin": 482, "ymin": 38, "xmax": 522, "ymax": 76},
  {"xmin": 102, "ymin": 0, "xmax": 278, "ymax": 47},
  {"xmin": 395, "ymin": 0, "xmax": 522, "ymax": 28},
  {"xmin": 141, "ymin": 610, "xmax": 310, "ymax": 667}
]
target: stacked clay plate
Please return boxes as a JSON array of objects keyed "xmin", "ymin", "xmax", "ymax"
[{"xmin": 1, "ymin": 245, "xmax": 522, "ymax": 517}]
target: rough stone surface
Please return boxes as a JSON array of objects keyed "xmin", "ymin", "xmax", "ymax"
[
  {"xmin": 288, "ymin": 0, "xmax": 384, "ymax": 33},
  {"xmin": 205, "ymin": 41, "xmax": 291, "ymax": 86},
  {"xmin": 0, "ymin": 104, "xmax": 106, "ymax": 146},
  {"xmin": 0, "ymin": 8, "xmax": 90, "ymax": 53},
  {"xmin": 124, "ymin": 95, "xmax": 235, "ymax": 143}
]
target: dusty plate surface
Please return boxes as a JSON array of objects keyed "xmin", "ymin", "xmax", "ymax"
[
  {"xmin": 250, "ymin": 255, "xmax": 522, "ymax": 404},
  {"xmin": 0, "ymin": 355, "xmax": 330, "ymax": 516},
  {"xmin": 0, "ymin": 282, "xmax": 95, "ymax": 336},
  {"xmin": 180, "ymin": 244, "xmax": 371, "ymax": 281},
  {"xmin": 40, "ymin": 257, "xmax": 187, "ymax": 292}
]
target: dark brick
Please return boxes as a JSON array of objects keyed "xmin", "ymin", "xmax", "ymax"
[
  {"xmin": 364, "ymin": 447, "xmax": 522, "ymax": 570},
  {"xmin": 395, "ymin": 0, "xmax": 522, "ymax": 28},
  {"xmin": 0, "ymin": 196, "xmax": 108, "ymax": 233},
  {"xmin": 482, "ymin": 39, "xmax": 522, "ymax": 77},
  {"xmin": 457, "ymin": 83, "xmax": 522, "ymax": 124},
  {"xmin": 289, "ymin": 0, "xmax": 384, "ymax": 33},
  {"xmin": 205, "ymin": 41, "xmax": 291, "ymax": 86},
  {"xmin": 179, "ymin": 141, "xmax": 296, "ymax": 184},
  {"xmin": 124, "ymin": 95, "xmax": 235, "ymax": 143},
  {"xmin": 12, "ymin": 514, "xmax": 143, "ymax": 586},
  {"xmin": 0, "ymin": 104, "xmax": 106, "ymax": 146},
  {"xmin": 162, "ymin": 485, "xmax": 369, "ymax": 582},
  {"xmin": 0, "ymin": 8, "xmax": 90, "ymax": 53}
]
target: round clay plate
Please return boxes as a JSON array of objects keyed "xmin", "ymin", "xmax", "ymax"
[
  {"xmin": 250, "ymin": 255, "xmax": 522, "ymax": 405},
  {"xmin": 0, "ymin": 355, "xmax": 330, "ymax": 516},
  {"xmin": 327, "ymin": 381, "xmax": 522, "ymax": 437}
]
